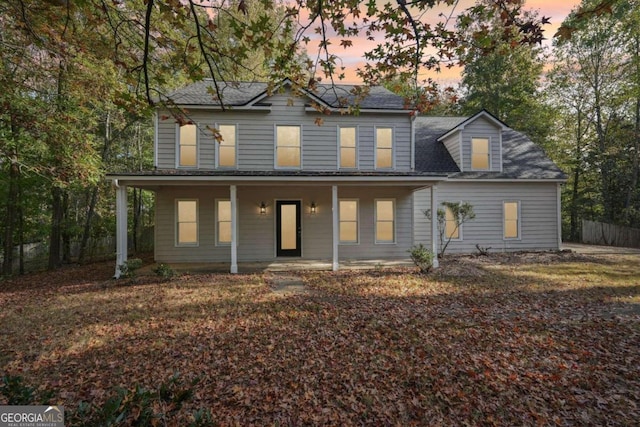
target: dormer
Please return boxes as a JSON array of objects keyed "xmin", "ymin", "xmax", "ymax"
[{"xmin": 437, "ymin": 110, "xmax": 507, "ymax": 173}]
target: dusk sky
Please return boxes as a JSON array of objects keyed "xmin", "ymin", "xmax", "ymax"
[{"xmin": 315, "ymin": 0, "xmax": 583, "ymax": 84}]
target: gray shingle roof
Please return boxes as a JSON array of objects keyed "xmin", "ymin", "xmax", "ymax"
[
  {"xmin": 415, "ymin": 116, "xmax": 567, "ymax": 180},
  {"xmin": 164, "ymin": 79, "xmax": 406, "ymax": 110},
  {"xmin": 414, "ymin": 116, "xmax": 466, "ymax": 173}
]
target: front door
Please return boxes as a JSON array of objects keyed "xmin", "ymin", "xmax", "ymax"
[{"xmin": 276, "ymin": 200, "xmax": 301, "ymax": 257}]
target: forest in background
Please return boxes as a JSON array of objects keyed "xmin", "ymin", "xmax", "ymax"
[{"xmin": 1, "ymin": 0, "xmax": 638, "ymax": 276}]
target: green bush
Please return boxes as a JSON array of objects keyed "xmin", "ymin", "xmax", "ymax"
[
  {"xmin": 408, "ymin": 244, "xmax": 435, "ymax": 274},
  {"xmin": 118, "ymin": 258, "xmax": 143, "ymax": 279},
  {"xmin": 0, "ymin": 373, "xmax": 52, "ymax": 405},
  {"xmin": 153, "ymin": 263, "xmax": 176, "ymax": 280},
  {"xmin": 1, "ymin": 373, "xmax": 210, "ymax": 426}
]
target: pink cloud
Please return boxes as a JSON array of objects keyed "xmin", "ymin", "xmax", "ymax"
[{"xmin": 303, "ymin": 0, "xmax": 582, "ymax": 84}]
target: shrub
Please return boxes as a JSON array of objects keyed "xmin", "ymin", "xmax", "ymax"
[
  {"xmin": 153, "ymin": 263, "xmax": 176, "ymax": 280},
  {"xmin": 408, "ymin": 244, "xmax": 435, "ymax": 274},
  {"xmin": 0, "ymin": 374, "xmax": 52, "ymax": 405},
  {"xmin": 73, "ymin": 373, "xmax": 206, "ymax": 426},
  {"xmin": 118, "ymin": 258, "xmax": 143, "ymax": 279}
]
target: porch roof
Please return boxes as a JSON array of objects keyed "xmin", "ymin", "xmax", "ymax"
[{"xmin": 106, "ymin": 169, "xmax": 447, "ymax": 190}]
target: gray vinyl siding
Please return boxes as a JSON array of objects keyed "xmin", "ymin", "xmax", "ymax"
[
  {"xmin": 441, "ymin": 133, "xmax": 461, "ymax": 169},
  {"xmin": 413, "ymin": 181, "xmax": 559, "ymax": 253},
  {"xmin": 338, "ymin": 187, "xmax": 414, "ymax": 260},
  {"xmin": 154, "ymin": 185, "xmax": 414, "ymax": 263},
  {"xmin": 460, "ymin": 118, "xmax": 502, "ymax": 172},
  {"xmin": 155, "ymin": 91, "xmax": 412, "ymax": 171}
]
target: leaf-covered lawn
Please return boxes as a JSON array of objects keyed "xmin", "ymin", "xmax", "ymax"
[{"xmin": 1, "ymin": 252, "xmax": 639, "ymax": 425}]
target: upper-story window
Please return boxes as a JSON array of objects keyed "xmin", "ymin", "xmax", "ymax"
[
  {"xmin": 276, "ymin": 125, "xmax": 301, "ymax": 169},
  {"xmin": 178, "ymin": 123, "xmax": 198, "ymax": 167},
  {"xmin": 375, "ymin": 127, "xmax": 393, "ymax": 169},
  {"xmin": 217, "ymin": 124, "xmax": 237, "ymax": 168},
  {"xmin": 471, "ymin": 137, "xmax": 490, "ymax": 170},
  {"xmin": 339, "ymin": 127, "xmax": 357, "ymax": 169}
]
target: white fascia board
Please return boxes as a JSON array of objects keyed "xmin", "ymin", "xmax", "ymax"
[
  {"xmin": 448, "ymin": 178, "xmax": 568, "ymax": 183},
  {"xmin": 437, "ymin": 111, "xmax": 508, "ymax": 142},
  {"xmin": 304, "ymin": 106, "xmax": 409, "ymax": 115},
  {"xmin": 171, "ymin": 104, "xmax": 272, "ymax": 112},
  {"xmin": 106, "ymin": 174, "xmax": 448, "ymax": 187}
]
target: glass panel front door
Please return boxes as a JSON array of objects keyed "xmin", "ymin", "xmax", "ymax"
[{"xmin": 276, "ymin": 200, "xmax": 301, "ymax": 256}]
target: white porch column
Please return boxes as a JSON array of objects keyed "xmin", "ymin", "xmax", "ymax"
[
  {"xmin": 332, "ymin": 185, "xmax": 339, "ymax": 271},
  {"xmin": 114, "ymin": 181, "xmax": 128, "ymax": 278},
  {"xmin": 230, "ymin": 185, "xmax": 238, "ymax": 274},
  {"xmin": 431, "ymin": 185, "xmax": 439, "ymax": 268}
]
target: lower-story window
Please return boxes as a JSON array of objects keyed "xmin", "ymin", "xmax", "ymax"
[
  {"xmin": 503, "ymin": 201, "xmax": 520, "ymax": 239},
  {"xmin": 339, "ymin": 199, "xmax": 359, "ymax": 243},
  {"xmin": 176, "ymin": 199, "xmax": 198, "ymax": 246},
  {"xmin": 216, "ymin": 199, "xmax": 232, "ymax": 245},
  {"xmin": 444, "ymin": 203, "xmax": 461, "ymax": 240},
  {"xmin": 375, "ymin": 199, "xmax": 395, "ymax": 243}
]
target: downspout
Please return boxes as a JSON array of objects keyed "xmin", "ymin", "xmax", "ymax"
[
  {"xmin": 557, "ymin": 182, "xmax": 563, "ymax": 250},
  {"xmin": 153, "ymin": 112, "xmax": 158, "ymax": 168}
]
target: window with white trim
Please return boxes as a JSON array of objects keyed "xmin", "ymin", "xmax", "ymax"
[
  {"xmin": 178, "ymin": 124, "xmax": 197, "ymax": 167},
  {"xmin": 339, "ymin": 199, "xmax": 359, "ymax": 243},
  {"xmin": 375, "ymin": 127, "xmax": 393, "ymax": 169},
  {"xmin": 471, "ymin": 137, "xmax": 490, "ymax": 170},
  {"xmin": 444, "ymin": 204, "xmax": 460, "ymax": 240},
  {"xmin": 276, "ymin": 125, "xmax": 301, "ymax": 168},
  {"xmin": 503, "ymin": 201, "xmax": 520, "ymax": 239},
  {"xmin": 339, "ymin": 127, "xmax": 357, "ymax": 169},
  {"xmin": 176, "ymin": 199, "xmax": 198, "ymax": 246},
  {"xmin": 216, "ymin": 199, "xmax": 232, "ymax": 245},
  {"xmin": 217, "ymin": 124, "xmax": 236, "ymax": 168},
  {"xmin": 375, "ymin": 199, "xmax": 395, "ymax": 243}
]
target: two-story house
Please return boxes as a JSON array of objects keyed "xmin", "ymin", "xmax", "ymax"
[{"xmin": 107, "ymin": 80, "xmax": 566, "ymax": 276}]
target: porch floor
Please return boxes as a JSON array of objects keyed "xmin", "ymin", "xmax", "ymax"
[{"xmin": 160, "ymin": 259, "xmax": 415, "ymax": 274}]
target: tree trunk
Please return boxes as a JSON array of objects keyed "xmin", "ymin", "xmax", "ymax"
[
  {"xmin": 570, "ymin": 109, "xmax": 584, "ymax": 241},
  {"xmin": 625, "ymin": 36, "xmax": 640, "ymax": 225},
  {"xmin": 78, "ymin": 187, "xmax": 99, "ymax": 263},
  {"xmin": 62, "ymin": 191, "xmax": 72, "ymax": 263},
  {"xmin": 2, "ymin": 156, "xmax": 19, "ymax": 276},
  {"xmin": 48, "ymin": 186, "xmax": 64, "ymax": 270},
  {"xmin": 18, "ymin": 173, "xmax": 24, "ymax": 275}
]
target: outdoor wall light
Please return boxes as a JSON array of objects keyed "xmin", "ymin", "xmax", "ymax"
[
  {"xmin": 260, "ymin": 201, "xmax": 267, "ymax": 215},
  {"xmin": 310, "ymin": 202, "xmax": 317, "ymax": 215}
]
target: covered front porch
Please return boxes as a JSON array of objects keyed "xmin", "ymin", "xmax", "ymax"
[
  {"xmin": 143, "ymin": 258, "xmax": 416, "ymax": 275},
  {"xmin": 108, "ymin": 173, "xmax": 445, "ymax": 277}
]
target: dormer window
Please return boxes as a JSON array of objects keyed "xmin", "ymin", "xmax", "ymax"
[
  {"xmin": 471, "ymin": 137, "xmax": 490, "ymax": 170},
  {"xmin": 178, "ymin": 124, "xmax": 198, "ymax": 167}
]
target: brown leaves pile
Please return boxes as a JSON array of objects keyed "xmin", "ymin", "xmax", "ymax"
[{"xmin": 1, "ymin": 253, "xmax": 639, "ymax": 425}]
